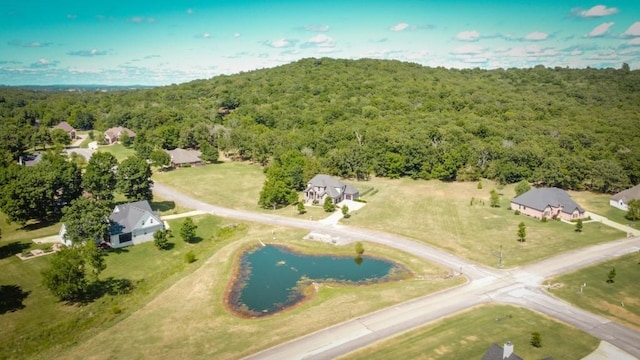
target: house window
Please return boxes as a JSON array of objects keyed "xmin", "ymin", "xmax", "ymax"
[{"xmin": 119, "ymin": 232, "xmax": 132, "ymax": 244}]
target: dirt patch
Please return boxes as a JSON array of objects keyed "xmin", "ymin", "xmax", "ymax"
[{"xmin": 594, "ymin": 299, "xmax": 640, "ymax": 331}]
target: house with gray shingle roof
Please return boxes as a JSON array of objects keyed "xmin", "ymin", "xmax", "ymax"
[
  {"xmin": 481, "ymin": 342, "xmax": 524, "ymax": 360},
  {"xmin": 164, "ymin": 148, "xmax": 203, "ymax": 167},
  {"xmin": 59, "ymin": 200, "xmax": 164, "ymax": 248},
  {"xmin": 610, "ymin": 184, "xmax": 640, "ymax": 211},
  {"xmin": 510, "ymin": 187, "xmax": 585, "ymax": 221},
  {"xmin": 303, "ymin": 174, "xmax": 359, "ymax": 205}
]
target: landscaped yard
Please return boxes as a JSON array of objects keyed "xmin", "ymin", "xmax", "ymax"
[
  {"xmin": 95, "ymin": 143, "xmax": 136, "ymax": 162},
  {"xmin": 343, "ymin": 304, "xmax": 599, "ymax": 360},
  {"xmin": 569, "ymin": 190, "xmax": 640, "ymax": 230},
  {"xmin": 153, "ymin": 161, "xmax": 334, "ymax": 220},
  {"xmin": 546, "ymin": 252, "xmax": 640, "ymax": 331},
  {"xmin": 343, "ymin": 177, "xmax": 625, "ymax": 267},
  {"xmin": 0, "ymin": 213, "xmax": 462, "ymax": 359}
]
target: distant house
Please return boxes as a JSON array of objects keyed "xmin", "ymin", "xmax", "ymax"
[
  {"xmin": 60, "ymin": 200, "xmax": 165, "ymax": 249},
  {"xmin": 165, "ymin": 148, "xmax": 203, "ymax": 167},
  {"xmin": 304, "ymin": 174, "xmax": 359, "ymax": 205},
  {"xmin": 481, "ymin": 342, "xmax": 523, "ymax": 360},
  {"xmin": 510, "ymin": 187, "xmax": 585, "ymax": 221},
  {"xmin": 610, "ymin": 184, "xmax": 640, "ymax": 211},
  {"xmin": 104, "ymin": 126, "xmax": 136, "ymax": 144},
  {"xmin": 53, "ymin": 121, "xmax": 76, "ymax": 140}
]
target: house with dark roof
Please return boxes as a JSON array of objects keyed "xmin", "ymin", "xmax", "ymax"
[
  {"xmin": 510, "ymin": 187, "xmax": 585, "ymax": 221},
  {"xmin": 610, "ymin": 184, "xmax": 640, "ymax": 211},
  {"xmin": 104, "ymin": 126, "xmax": 136, "ymax": 144},
  {"xmin": 18, "ymin": 153, "xmax": 42, "ymax": 166},
  {"xmin": 481, "ymin": 342, "xmax": 523, "ymax": 360},
  {"xmin": 59, "ymin": 200, "xmax": 164, "ymax": 249},
  {"xmin": 53, "ymin": 121, "xmax": 76, "ymax": 140},
  {"xmin": 303, "ymin": 174, "xmax": 359, "ymax": 205},
  {"xmin": 165, "ymin": 148, "xmax": 203, "ymax": 167}
]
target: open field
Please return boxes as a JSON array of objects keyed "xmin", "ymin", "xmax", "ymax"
[
  {"xmin": 0, "ymin": 213, "xmax": 461, "ymax": 359},
  {"xmin": 344, "ymin": 177, "xmax": 625, "ymax": 267},
  {"xmin": 153, "ymin": 162, "xmax": 334, "ymax": 221},
  {"xmin": 546, "ymin": 252, "xmax": 640, "ymax": 331},
  {"xmin": 153, "ymin": 163, "xmax": 625, "ymax": 268},
  {"xmin": 569, "ymin": 190, "xmax": 640, "ymax": 230},
  {"xmin": 95, "ymin": 143, "xmax": 136, "ymax": 162},
  {"xmin": 344, "ymin": 304, "xmax": 599, "ymax": 360}
]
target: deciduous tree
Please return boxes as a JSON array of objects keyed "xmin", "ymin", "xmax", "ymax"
[
  {"xmin": 82, "ymin": 152, "xmax": 117, "ymax": 201},
  {"xmin": 60, "ymin": 197, "xmax": 111, "ymax": 246},
  {"xmin": 180, "ymin": 217, "xmax": 197, "ymax": 243},
  {"xmin": 117, "ymin": 156, "xmax": 153, "ymax": 201}
]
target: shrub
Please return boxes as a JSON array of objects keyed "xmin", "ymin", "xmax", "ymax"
[
  {"xmin": 514, "ymin": 210, "xmax": 521, "ymax": 215},
  {"xmin": 184, "ymin": 250, "xmax": 196, "ymax": 263}
]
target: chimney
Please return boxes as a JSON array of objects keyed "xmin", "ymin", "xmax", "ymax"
[{"xmin": 503, "ymin": 341, "xmax": 514, "ymax": 359}]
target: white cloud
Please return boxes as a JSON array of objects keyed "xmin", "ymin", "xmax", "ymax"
[
  {"xmin": 627, "ymin": 37, "xmax": 640, "ymax": 46},
  {"xmin": 186, "ymin": 8, "xmax": 194, "ymax": 15},
  {"xmin": 66, "ymin": 14, "xmax": 77, "ymax": 20},
  {"xmin": 269, "ymin": 39, "xmax": 293, "ymax": 48},
  {"xmin": 524, "ymin": 31, "xmax": 548, "ymax": 41},
  {"xmin": 571, "ymin": 50, "xmax": 583, "ymax": 56},
  {"xmin": 306, "ymin": 34, "xmax": 335, "ymax": 48},
  {"xmin": 451, "ymin": 44, "xmax": 484, "ymax": 55},
  {"xmin": 305, "ymin": 24, "xmax": 330, "ymax": 32},
  {"xmin": 623, "ymin": 22, "xmax": 640, "ymax": 37},
  {"xmin": 234, "ymin": 33, "xmax": 241, "ymax": 38},
  {"xmin": 30, "ymin": 58, "xmax": 58, "ymax": 68},
  {"xmin": 579, "ymin": 5, "xmax": 618, "ymax": 18},
  {"xmin": 68, "ymin": 49, "xmax": 108, "ymax": 57},
  {"xmin": 203, "ymin": 32, "xmax": 211, "ymax": 39},
  {"xmin": 586, "ymin": 22, "xmax": 614, "ymax": 37},
  {"xmin": 390, "ymin": 23, "xmax": 409, "ymax": 32},
  {"xmin": 456, "ymin": 30, "xmax": 480, "ymax": 42}
]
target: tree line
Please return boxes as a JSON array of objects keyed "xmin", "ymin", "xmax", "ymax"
[{"xmin": 1, "ymin": 58, "xmax": 639, "ymax": 195}]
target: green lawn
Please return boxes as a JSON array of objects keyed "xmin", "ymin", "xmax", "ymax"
[
  {"xmin": 344, "ymin": 178, "xmax": 624, "ymax": 268},
  {"xmin": 0, "ymin": 214, "xmax": 462, "ymax": 359},
  {"xmin": 344, "ymin": 304, "xmax": 599, "ymax": 360},
  {"xmin": 546, "ymin": 252, "xmax": 640, "ymax": 331},
  {"xmin": 569, "ymin": 190, "xmax": 640, "ymax": 230},
  {"xmin": 95, "ymin": 143, "xmax": 136, "ymax": 162},
  {"xmin": 153, "ymin": 162, "xmax": 334, "ymax": 220}
]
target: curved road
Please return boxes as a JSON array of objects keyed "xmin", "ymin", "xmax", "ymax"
[{"xmin": 153, "ymin": 182, "xmax": 640, "ymax": 359}]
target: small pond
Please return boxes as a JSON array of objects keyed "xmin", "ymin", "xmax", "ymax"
[{"xmin": 228, "ymin": 244, "xmax": 407, "ymax": 317}]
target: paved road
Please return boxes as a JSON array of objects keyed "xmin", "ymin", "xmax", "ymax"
[{"xmin": 152, "ymin": 182, "xmax": 640, "ymax": 359}]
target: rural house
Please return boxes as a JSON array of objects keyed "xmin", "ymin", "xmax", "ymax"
[
  {"xmin": 53, "ymin": 121, "xmax": 76, "ymax": 140},
  {"xmin": 304, "ymin": 174, "xmax": 359, "ymax": 205},
  {"xmin": 510, "ymin": 187, "xmax": 585, "ymax": 221},
  {"xmin": 610, "ymin": 184, "xmax": 640, "ymax": 211},
  {"xmin": 104, "ymin": 126, "xmax": 136, "ymax": 144},
  {"xmin": 60, "ymin": 200, "xmax": 165, "ymax": 249},
  {"xmin": 165, "ymin": 148, "xmax": 203, "ymax": 167},
  {"xmin": 481, "ymin": 342, "xmax": 523, "ymax": 360}
]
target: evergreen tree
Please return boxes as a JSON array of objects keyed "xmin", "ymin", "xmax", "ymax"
[
  {"xmin": 517, "ymin": 222, "xmax": 526, "ymax": 242},
  {"xmin": 180, "ymin": 217, "xmax": 197, "ymax": 243}
]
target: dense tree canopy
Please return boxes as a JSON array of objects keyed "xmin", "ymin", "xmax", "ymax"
[
  {"xmin": 1, "ymin": 58, "xmax": 639, "ymax": 193},
  {"xmin": 117, "ymin": 156, "xmax": 153, "ymax": 201},
  {"xmin": 82, "ymin": 152, "xmax": 118, "ymax": 201}
]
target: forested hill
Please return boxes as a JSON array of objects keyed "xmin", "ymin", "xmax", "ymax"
[{"xmin": 1, "ymin": 58, "xmax": 639, "ymax": 192}]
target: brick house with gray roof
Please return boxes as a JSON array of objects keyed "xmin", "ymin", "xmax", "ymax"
[
  {"xmin": 303, "ymin": 174, "xmax": 359, "ymax": 205},
  {"xmin": 510, "ymin": 187, "xmax": 585, "ymax": 221}
]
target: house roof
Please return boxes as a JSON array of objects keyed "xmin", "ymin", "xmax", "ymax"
[
  {"xmin": 104, "ymin": 126, "xmax": 136, "ymax": 140},
  {"xmin": 611, "ymin": 184, "xmax": 640, "ymax": 203},
  {"xmin": 109, "ymin": 200, "xmax": 159, "ymax": 235},
  {"xmin": 165, "ymin": 148, "xmax": 202, "ymax": 164},
  {"xmin": 481, "ymin": 343, "xmax": 524, "ymax": 360},
  {"xmin": 54, "ymin": 121, "xmax": 75, "ymax": 133},
  {"xmin": 511, "ymin": 187, "xmax": 584, "ymax": 214},
  {"xmin": 306, "ymin": 174, "xmax": 359, "ymax": 198}
]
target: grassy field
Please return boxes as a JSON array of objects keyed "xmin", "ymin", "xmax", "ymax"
[
  {"xmin": 569, "ymin": 190, "xmax": 640, "ymax": 230},
  {"xmin": 95, "ymin": 143, "xmax": 136, "ymax": 162},
  {"xmin": 0, "ymin": 213, "xmax": 462, "ymax": 359},
  {"xmin": 153, "ymin": 162, "xmax": 335, "ymax": 220},
  {"xmin": 344, "ymin": 178, "xmax": 624, "ymax": 267},
  {"xmin": 546, "ymin": 252, "xmax": 640, "ymax": 331},
  {"xmin": 344, "ymin": 304, "xmax": 599, "ymax": 360},
  {"xmin": 153, "ymin": 163, "xmax": 626, "ymax": 268}
]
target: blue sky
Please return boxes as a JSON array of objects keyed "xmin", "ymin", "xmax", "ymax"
[{"xmin": 1, "ymin": 1, "xmax": 639, "ymax": 85}]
